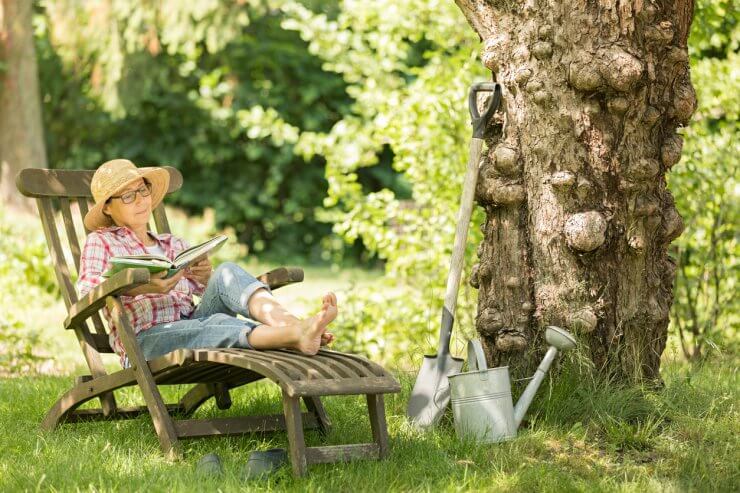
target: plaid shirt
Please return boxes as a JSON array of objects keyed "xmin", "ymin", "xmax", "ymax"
[{"xmin": 76, "ymin": 226, "xmax": 206, "ymax": 367}]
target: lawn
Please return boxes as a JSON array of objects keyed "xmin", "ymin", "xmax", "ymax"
[
  {"xmin": 1, "ymin": 208, "xmax": 738, "ymax": 492},
  {"xmin": 0, "ymin": 353, "xmax": 737, "ymax": 492}
]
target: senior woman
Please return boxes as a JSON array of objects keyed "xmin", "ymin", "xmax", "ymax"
[{"xmin": 77, "ymin": 159, "xmax": 336, "ymax": 368}]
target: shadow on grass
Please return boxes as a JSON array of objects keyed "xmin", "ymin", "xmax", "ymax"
[{"xmin": 0, "ymin": 354, "xmax": 737, "ymax": 492}]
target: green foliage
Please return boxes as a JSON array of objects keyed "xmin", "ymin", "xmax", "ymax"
[
  {"xmin": 668, "ymin": 0, "xmax": 739, "ymax": 360},
  {"xmin": 282, "ymin": 0, "xmax": 488, "ymax": 360},
  {"xmin": 0, "ymin": 206, "xmax": 56, "ymax": 375},
  {"xmin": 35, "ymin": 1, "xmax": 362, "ymax": 260}
]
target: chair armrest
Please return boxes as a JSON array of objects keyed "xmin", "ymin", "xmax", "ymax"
[
  {"xmin": 64, "ymin": 268, "xmax": 151, "ymax": 330},
  {"xmin": 257, "ymin": 267, "xmax": 304, "ymax": 290}
]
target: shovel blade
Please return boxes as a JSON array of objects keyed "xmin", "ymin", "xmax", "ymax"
[{"xmin": 406, "ymin": 353, "xmax": 465, "ymax": 428}]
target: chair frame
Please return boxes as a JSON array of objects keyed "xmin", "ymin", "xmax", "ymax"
[{"xmin": 16, "ymin": 167, "xmax": 400, "ymax": 476}]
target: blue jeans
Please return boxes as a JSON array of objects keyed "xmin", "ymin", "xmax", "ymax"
[{"xmin": 133, "ymin": 262, "xmax": 270, "ymax": 363}]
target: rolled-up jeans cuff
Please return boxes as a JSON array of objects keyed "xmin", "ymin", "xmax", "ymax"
[
  {"xmin": 240, "ymin": 281, "xmax": 271, "ymax": 319},
  {"xmin": 239, "ymin": 325, "xmax": 256, "ymax": 349}
]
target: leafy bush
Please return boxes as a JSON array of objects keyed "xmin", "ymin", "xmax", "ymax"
[
  {"xmin": 668, "ymin": 0, "xmax": 739, "ymax": 360},
  {"xmin": 0, "ymin": 206, "xmax": 57, "ymax": 375},
  {"xmin": 35, "ymin": 1, "xmax": 370, "ymax": 261}
]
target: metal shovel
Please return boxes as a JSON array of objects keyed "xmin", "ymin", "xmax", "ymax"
[{"xmin": 407, "ymin": 81, "xmax": 502, "ymax": 428}]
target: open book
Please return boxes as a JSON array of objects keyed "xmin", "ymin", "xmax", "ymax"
[{"xmin": 102, "ymin": 235, "xmax": 228, "ymax": 279}]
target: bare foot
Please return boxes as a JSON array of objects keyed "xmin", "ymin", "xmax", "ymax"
[{"xmin": 296, "ymin": 293, "xmax": 338, "ymax": 355}]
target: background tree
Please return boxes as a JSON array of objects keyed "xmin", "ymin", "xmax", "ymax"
[
  {"xmin": 0, "ymin": 0, "xmax": 47, "ymax": 210},
  {"xmin": 453, "ymin": 0, "xmax": 696, "ymax": 380}
]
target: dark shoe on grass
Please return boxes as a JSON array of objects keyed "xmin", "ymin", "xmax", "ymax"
[
  {"xmin": 241, "ymin": 448, "xmax": 287, "ymax": 480},
  {"xmin": 196, "ymin": 453, "xmax": 223, "ymax": 476}
]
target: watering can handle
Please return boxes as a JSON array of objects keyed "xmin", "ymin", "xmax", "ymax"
[{"xmin": 467, "ymin": 339, "xmax": 488, "ymax": 372}]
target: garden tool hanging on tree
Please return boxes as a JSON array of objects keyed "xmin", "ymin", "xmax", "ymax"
[{"xmin": 407, "ymin": 81, "xmax": 502, "ymax": 428}]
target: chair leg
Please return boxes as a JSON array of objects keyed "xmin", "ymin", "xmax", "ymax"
[
  {"xmin": 366, "ymin": 394, "xmax": 390, "ymax": 459},
  {"xmin": 213, "ymin": 383, "xmax": 232, "ymax": 410},
  {"xmin": 108, "ymin": 297, "xmax": 181, "ymax": 460},
  {"xmin": 302, "ymin": 396, "xmax": 331, "ymax": 436},
  {"xmin": 282, "ymin": 394, "xmax": 308, "ymax": 477},
  {"xmin": 75, "ymin": 375, "xmax": 118, "ymax": 417}
]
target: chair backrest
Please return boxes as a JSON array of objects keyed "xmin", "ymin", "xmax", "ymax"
[{"xmin": 16, "ymin": 167, "xmax": 183, "ymax": 355}]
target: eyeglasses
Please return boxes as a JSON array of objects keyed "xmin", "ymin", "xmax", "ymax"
[{"xmin": 108, "ymin": 183, "xmax": 152, "ymax": 204}]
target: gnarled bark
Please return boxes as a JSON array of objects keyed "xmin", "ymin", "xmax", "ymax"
[{"xmin": 458, "ymin": 0, "xmax": 695, "ymax": 381}]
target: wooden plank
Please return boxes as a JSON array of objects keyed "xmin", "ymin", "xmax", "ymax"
[
  {"xmin": 257, "ymin": 267, "xmax": 304, "ymax": 290},
  {"xmin": 88, "ymin": 332, "xmax": 114, "ymax": 353},
  {"xmin": 75, "ymin": 198, "xmax": 108, "ymax": 335},
  {"xmin": 319, "ymin": 349, "xmax": 387, "ymax": 377},
  {"xmin": 16, "ymin": 167, "xmax": 184, "ymax": 198},
  {"xmin": 64, "ymin": 268, "xmax": 150, "ymax": 330},
  {"xmin": 290, "ymin": 377, "xmax": 402, "ymax": 397},
  {"xmin": 152, "ymin": 204, "xmax": 171, "ymax": 235},
  {"xmin": 303, "ymin": 396, "xmax": 332, "ymax": 436},
  {"xmin": 58, "ymin": 197, "xmax": 82, "ymax": 272},
  {"xmin": 367, "ymin": 394, "xmax": 390, "ymax": 458},
  {"xmin": 173, "ymin": 413, "xmax": 318, "ymax": 439},
  {"xmin": 77, "ymin": 198, "xmax": 92, "ymax": 234},
  {"xmin": 305, "ymin": 444, "xmax": 380, "ymax": 464},
  {"xmin": 283, "ymin": 395, "xmax": 308, "ymax": 476},
  {"xmin": 108, "ymin": 297, "xmax": 181, "ymax": 459},
  {"xmin": 63, "ymin": 403, "xmax": 185, "ymax": 423},
  {"xmin": 37, "ymin": 198, "xmax": 77, "ymax": 307},
  {"xmin": 265, "ymin": 350, "xmax": 344, "ymax": 380},
  {"xmin": 220, "ymin": 349, "xmax": 305, "ymax": 380},
  {"xmin": 316, "ymin": 350, "xmax": 384, "ymax": 377}
]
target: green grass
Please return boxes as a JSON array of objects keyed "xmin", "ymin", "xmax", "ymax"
[{"xmin": 0, "ymin": 354, "xmax": 737, "ymax": 492}]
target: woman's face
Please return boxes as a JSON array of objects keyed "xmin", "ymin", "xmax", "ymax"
[{"xmin": 102, "ymin": 178, "xmax": 153, "ymax": 230}]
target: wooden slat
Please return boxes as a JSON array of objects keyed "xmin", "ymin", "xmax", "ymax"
[
  {"xmin": 89, "ymin": 313, "xmax": 108, "ymax": 337},
  {"xmin": 263, "ymin": 350, "xmax": 344, "ymax": 380},
  {"xmin": 59, "ymin": 197, "xmax": 82, "ymax": 272},
  {"xmin": 221, "ymin": 349, "xmax": 306, "ymax": 380},
  {"xmin": 305, "ymin": 444, "xmax": 380, "ymax": 464},
  {"xmin": 173, "ymin": 413, "xmax": 318, "ymax": 439},
  {"xmin": 88, "ymin": 332, "xmax": 114, "ymax": 353},
  {"xmin": 75, "ymin": 198, "xmax": 107, "ymax": 335},
  {"xmin": 152, "ymin": 204, "xmax": 171, "ymax": 234},
  {"xmin": 77, "ymin": 198, "xmax": 92, "ymax": 234},
  {"xmin": 290, "ymin": 377, "xmax": 402, "ymax": 397},
  {"xmin": 320, "ymin": 349, "xmax": 387, "ymax": 377},
  {"xmin": 37, "ymin": 198, "xmax": 77, "ymax": 307},
  {"xmin": 311, "ymin": 351, "xmax": 373, "ymax": 378},
  {"xmin": 16, "ymin": 167, "xmax": 184, "ymax": 198},
  {"xmin": 63, "ymin": 404, "xmax": 185, "ymax": 423}
]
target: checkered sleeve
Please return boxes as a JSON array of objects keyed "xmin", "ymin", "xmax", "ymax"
[
  {"xmin": 172, "ymin": 236, "xmax": 206, "ymax": 296},
  {"xmin": 76, "ymin": 232, "xmax": 112, "ymax": 297}
]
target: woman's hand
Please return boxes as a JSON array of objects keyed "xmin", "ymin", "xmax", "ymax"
[
  {"xmin": 123, "ymin": 270, "xmax": 185, "ymax": 296},
  {"xmin": 184, "ymin": 257, "xmax": 213, "ymax": 286}
]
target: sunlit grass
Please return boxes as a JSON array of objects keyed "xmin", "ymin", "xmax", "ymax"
[{"xmin": 0, "ymin": 355, "xmax": 737, "ymax": 491}]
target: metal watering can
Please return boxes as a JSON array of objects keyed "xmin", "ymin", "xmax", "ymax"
[{"xmin": 448, "ymin": 326, "xmax": 577, "ymax": 443}]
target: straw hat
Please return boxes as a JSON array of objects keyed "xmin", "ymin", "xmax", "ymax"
[{"xmin": 84, "ymin": 159, "xmax": 170, "ymax": 231}]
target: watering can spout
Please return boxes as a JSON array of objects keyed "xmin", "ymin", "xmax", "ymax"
[{"xmin": 513, "ymin": 326, "xmax": 576, "ymax": 429}]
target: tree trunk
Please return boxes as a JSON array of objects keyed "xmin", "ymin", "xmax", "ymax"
[
  {"xmin": 0, "ymin": 0, "xmax": 47, "ymax": 210},
  {"xmin": 457, "ymin": 0, "xmax": 695, "ymax": 381}
]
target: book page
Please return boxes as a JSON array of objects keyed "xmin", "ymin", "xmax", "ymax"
[{"xmin": 173, "ymin": 235, "xmax": 228, "ymax": 269}]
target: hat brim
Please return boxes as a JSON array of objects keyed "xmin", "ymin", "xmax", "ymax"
[{"xmin": 84, "ymin": 167, "xmax": 171, "ymax": 231}]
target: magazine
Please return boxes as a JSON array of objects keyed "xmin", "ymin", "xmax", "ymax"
[{"xmin": 102, "ymin": 235, "xmax": 228, "ymax": 279}]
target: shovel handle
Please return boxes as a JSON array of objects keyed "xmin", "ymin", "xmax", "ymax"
[{"xmin": 468, "ymin": 82, "xmax": 501, "ymax": 139}]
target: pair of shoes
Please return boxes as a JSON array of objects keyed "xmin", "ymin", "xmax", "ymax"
[
  {"xmin": 241, "ymin": 448, "xmax": 288, "ymax": 480},
  {"xmin": 196, "ymin": 453, "xmax": 223, "ymax": 476},
  {"xmin": 194, "ymin": 449, "xmax": 287, "ymax": 479}
]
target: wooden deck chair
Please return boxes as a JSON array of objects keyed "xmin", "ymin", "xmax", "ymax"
[{"xmin": 16, "ymin": 166, "xmax": 400, "ymax": 476}]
